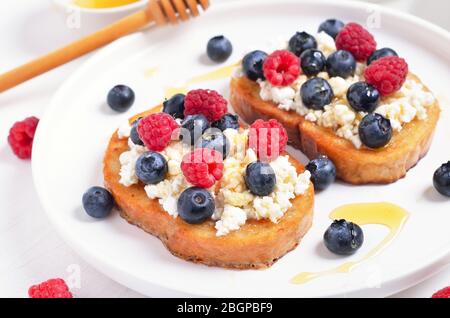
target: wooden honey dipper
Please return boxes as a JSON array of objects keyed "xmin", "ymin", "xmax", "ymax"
[{"xmin": 0, "ymin": 0, "xmax": 209, "ymax": 93}]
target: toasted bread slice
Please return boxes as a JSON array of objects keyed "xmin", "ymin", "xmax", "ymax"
[
  {"xmin": 230, "ymin": 74, "xmax": 440, "ymax": 184},
  {"xmin": 103, "ymin": 106, "xmax": 314, "ymax": 269}
]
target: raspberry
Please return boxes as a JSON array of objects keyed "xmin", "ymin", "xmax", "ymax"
[
  {"xmin": 8, "ymin": 116, "xmax": 39, "ymax": 160},
  {"xmin": 138, "ymin": 112, "xmax": 179, "ymax": 151},
  {"xmin": 28, "ymin": 278, "xmax": 73, "ymax": 298},
  {"xmin": 249, "ymin": 119, "xmax": 288, "ymax": 161},
  {"xmin": 432, "ymin": 286, "xmax": 450, "ymax": 298},
  {"xmin": 181, "ymin": 148, "xmax": 224, "ymax": 188},
  {"xmin": 263, "ymin": 50, "xmax": 301, "ymax": 86},
  {"xmin": 335, "ymin": 22, "xmax": 377, "ymax": 61},
  {"xmin": 184, "ymin": 89, "xmax": 228, "ymax": 122},
  {"xmin": 364, "ymin": 56, "xmax": 408, "ymax": 96}
]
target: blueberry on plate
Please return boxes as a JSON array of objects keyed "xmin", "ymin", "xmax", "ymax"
[
  {"xmin": 212, "ymin": 113, "xmax": 239, "ymax": 131},
  {"xmin": 288, "ymin": 31, "xmax": 317, "ymax": 56},
  {"xmin": 107, "ymin": 85, "xmax": 135, "ymax": 113},
  {"xmin": 82, "ymin": 186, "xmax": 114, "ymax": 218},
  {"xmin": 433, "ymin": 161, "xmax": 450, "ymax": 197},
  {"xmin": 358, "ymin": 113, "xmax": 392, "ymax": 149},
  {"xmin": 347, "ymin": 82, "xmax": 380, "ymax": 113},
  {"xmin": 324, "ymin": 219, "xmax": 364, "ymax": 255},
  {"xmin": 367, "ymin": 47, "xmax": 398, "ymax": 65},
  {"xmin": 130, "ymin": 119, "xmax": 144, "ymax": 146},
  {"xmin": 244, "ymin": 161, "xmax": 276, "ymax": 196},
  {"xmin": 135, "ymin": 152, "xmax": 168, "ymax": 185},
  {"xmin": 305, "ymin": 155, "xmax": 336, "ymax": 191},
  {"xmin": 163, "ymin": 93, "xmax": 185, "ymax": 119},
  {"xmin": 300, "ymin": 49, "xmax": 326, "ymax": 76},
  {"xmin": 318, "ymin": 18, "xmax": 345, "ymax": 39},
  {"xmin": 180, "ymin": 114, "xmax": 210, "ymax": 146},
  {"xmin": 242, "ymin": 50, "xmax": 268, "ymax": 81},
  {"xmin": 300, "ymin": 77, "xmax": 334, "ymax": 110},
  {"xmin": 196, "ymin": 129, "xmax": 230, "ymax": 159},
  {"xmin": 178, "ymin": 187, "xmax": 215, "ymax": 224},
  {"xmin": 326, "ymin": 50, "xmax": 356, "ymax": 78},
  {"xmin": 206, "ymin": 35, "xmax": 233, "ymax": 63}
]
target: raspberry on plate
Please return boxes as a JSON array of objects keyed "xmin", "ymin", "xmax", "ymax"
[
  {"xmin": 263, "ymin": 50, "xmax": 301, "ymax": 86},
  {"xmin": 181, "ymin": 148, "xmax": 224, "ymax": 189},
  {"xmin": 184, "ymin": 89, "xmax": 228, "ymax": 122},
  {"xmin": 432, "ymin": 286, "xmax": 450, "ymax": 298},
  {"xmin": 7, "ymin": 116, "xmax": 39, "ymax": 160},
  {"xmin": 364, "ymin": 56, "xmax": 408, "ymax": 96},
  {"xmin": 248, "ymin": 119, "xmax": 288, "ymax": 161},
  {"xmin": 335, "ymin": 22, "xmax": 377, "ymax": 61},
  {"xmin": 28, "ymin": 278, "xmax": 73, "ymax": 298},
  {"xmin": 137, "ymin": 112, "xmax": 179, "ymax": 152}
]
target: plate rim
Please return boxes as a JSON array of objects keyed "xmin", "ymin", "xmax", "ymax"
[{"xmin": 32, "ymin": 0, "xmax": 450, "ymax": 297}]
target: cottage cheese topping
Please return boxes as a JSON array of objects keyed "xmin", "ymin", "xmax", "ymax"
[
  {"xmin": 214, "ymin": 129, "xmax": 311, "ymax": 236},
  {"xmin": 144, "ymin": 142, "xmax": 192, "ymax": 217},
  {"xmin": 214, "ymin": 205, "xmax": 247, "ymax": 237},
  {"xmin": 118, "ymin": 138, "xmax": 146, "ymax": 187},
  {"xmin": 117, "ymin": 125, "xmax": 311, "ymax": 236},
  {"xmin": 375, "ymin": 79, "xmax": 435, "ymax": 131},
  {"xmin": 117, "ymin": 121, "xmax": 132, "ymax": 139},
  {"xmin": 256, "ymin": 33, "xmax": 436, "ymax": 148},
  {"xmin": 316, "ymin": 31, "xmax": 336, "ymax": 57}
]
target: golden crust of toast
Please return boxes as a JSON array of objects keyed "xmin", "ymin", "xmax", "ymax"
[
  {"xmin": 230, "ymin": 75, "xmax": 440, "ymax": 184},
  {"xmin": 103, "ymin": 106, "xmax": 314, "ymax": 269}
]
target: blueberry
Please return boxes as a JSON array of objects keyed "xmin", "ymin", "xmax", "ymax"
[
  {"xmin": 163, "ymin": 94, "xmax": 185, "ymax": 119},
  {"xmin": 433, "ymin": 162, "xmax": 450, "ymax": 197},
  {"xmin": 180, "ymin": 114, "xmax": 210, "ymax": 146},
  {"xmin": 300, "ymin": 77, "xmax": 334, "ymax": 110},
  {"xmin": 300, "ymin": 49, "xmax": 326, "ymax": 76},
  {"xmin": 318, "ymin": 19, "xmax": 345, "ymax": 39},
  {"xmin": 107, "ymin": 85, "xmax": 135, "ymax": 113},
  {"xmin": 358, "ymin": 113, "xmax": 392, "ymax": 148},
  {"xmin": 177, "ymin": 187, "xmax": 215, "ymax": 224},
  {"xmin": 242, "ymin": 50, "xmax": 268, "ymax": 81},
  {"xmin": 212, "ymin": 113, "xmax": 239, "ymax": 131},
  {"xmin": 305, "ymin": 156, "xmax": 336, "ymax": 191},
  {"xmin": 206, "ymin": 35, "xmax": 233, "ymax": 63},
  {"xmin": 324, "ymin": 219, "xmax": 364, "ymax": 255},
  {"xmin": 326, "ymin": 50, "xmax": 356, "ymax": 78},
  {"xmin": 82, "ymin": 186, "xmax": 114, "ymax": 218},
  {"xmin": 196, "ymin": 129, "xmax": 230, "ymax": 159},
  {"xmin": 347, "ymin": 82, "xmax": 380, "ymax": 113},
  {"xmin": 135, "ymin": 152, "xmax": 168, "ymax": 185},
  {"xmin": 244, "ymin": 161, "xmax": 276, "ymax": 196},
  {"xmin": 130, "ymin": 119, "xmax": 144, "ymax": 146},
  {"xmin": 288, "ymin": 31, "xmax": 317, "ymax": 57},
  {"xmin": 367, "ymin": 47, "xmax": 398, "ymax": 65}
]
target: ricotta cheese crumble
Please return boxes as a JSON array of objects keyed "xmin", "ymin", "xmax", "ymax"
[
  {"xmin": 116, "ymin": 126, "xmax": 311, "ymax": 236},
  {"xmin": 255, "ymin": 32, "xmax": 436, "ymax": 148}
]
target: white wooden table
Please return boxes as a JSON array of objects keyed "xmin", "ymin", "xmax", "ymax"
[{"xmin": 0, "ymin": 0, "xmax": 448, "ymax": 298}]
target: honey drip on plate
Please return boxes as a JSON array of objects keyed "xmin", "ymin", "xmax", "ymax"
[
  {"xmin": 73, "ymin": 0, "xmax": 139, "ymax": 9},
  {"xmin": 291, "ymin": 202, "xmax": 409, "ymax": 284},
  {"xmin": 144, "ymin": 66, "xmax": 159, "ymax": 78},
  {"xmin": 163, "ymin": 62, "xmax": 239, "ymax": 98},
  {"xmin": 188, "ymin": 62, "xmax": 239, "ymax": 84}
]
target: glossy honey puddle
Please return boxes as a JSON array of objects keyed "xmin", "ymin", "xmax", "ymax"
[
  {"xmin": 291, "ymin": 202, "xmax": 409, "ymax": 284},
  {"xmin": 73, "ymin": 0, "xmax": 139, "ymax": 8},
  {"xmin": 163, "ymin": 62, "xmax": 239, "ymax": 98}
]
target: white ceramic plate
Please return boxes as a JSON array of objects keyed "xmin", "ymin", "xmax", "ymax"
[{"xmin": 33, "ymin": 0, "xmax": 450, "ymax": 297}]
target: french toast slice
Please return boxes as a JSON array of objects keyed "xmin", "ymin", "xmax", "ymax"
[
  {"xmin": 103, "ymin": 106, "xmax": 314, "ymax": 269},
  {"xmin": 230, "ymin": 74, "xmax": 440, "ymax": 184}
]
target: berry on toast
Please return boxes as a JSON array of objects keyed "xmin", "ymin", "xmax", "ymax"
[{"xmin": 230, "ymin": 21, "xmax": 440, "ymax": 184}]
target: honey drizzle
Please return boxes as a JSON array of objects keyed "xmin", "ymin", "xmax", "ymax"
[
  {"xmin": 291, "ymin": 202, "xmax": 409, "ymax": 284},
  {"xmin": 163, "ymin": 62, "xmax": 239, "ymax": 98}
]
